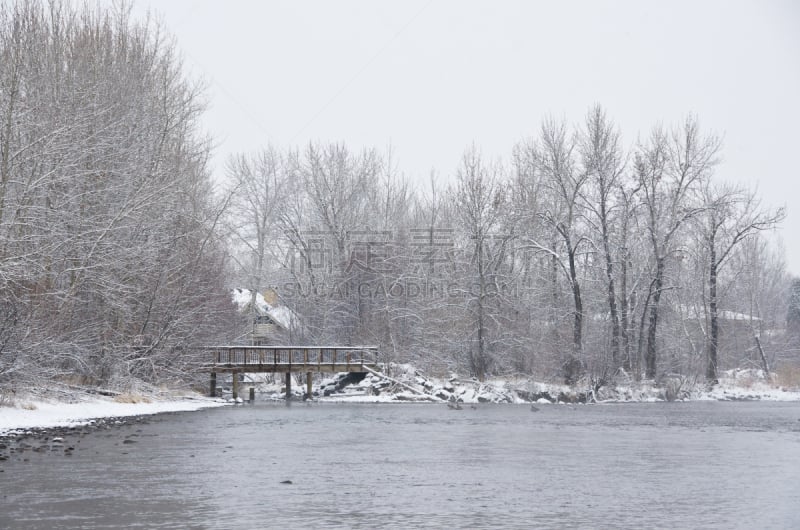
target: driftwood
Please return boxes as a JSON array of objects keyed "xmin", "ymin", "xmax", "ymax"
[
  {"xmin": 361, "ymin": 365, "xmax": 443, "ymax": 400},
  {"xmin": 62, "ymin": 384, "xmax": 121, "ymax": 397},
  {"xmin": 754, "ymin": 336, "xmax": 770, "ymax": 377}
]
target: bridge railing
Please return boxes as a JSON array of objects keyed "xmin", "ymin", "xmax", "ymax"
[{"xmin": 203, "ymin": 346, "xmax": 379, "ymax": 368}]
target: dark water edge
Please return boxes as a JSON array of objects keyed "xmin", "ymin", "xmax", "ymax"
[{"xmin": 1, "ymin": 401, "xmax": 800, "ymax": 529}]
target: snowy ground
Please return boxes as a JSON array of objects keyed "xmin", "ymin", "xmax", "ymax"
[{"xmin": 0, "ymin": 394, "xmax": 227, "ymax": 436}]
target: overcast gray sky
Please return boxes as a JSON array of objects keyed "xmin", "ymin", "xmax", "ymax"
[{"xmin": 123, "ymin": 0, "xmax": 799, "ymax": 274}]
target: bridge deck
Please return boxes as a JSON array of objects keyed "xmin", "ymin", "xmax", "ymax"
[{"xmin": 201, "ymin": 346, "xmax": 379, "ymax": 374}]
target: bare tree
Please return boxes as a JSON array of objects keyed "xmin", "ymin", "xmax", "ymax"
[
  {"xmin": 636, "ymin": 117, "xmax": 720, "ymax": 379},
  {"xmin": 454, "ymin": 146, "xmax": 510, "ymax": 380},
  {"xmin": 536, "ymin": 118, "xmax": 589, "ymax": 382},
  {"xmin": 699, "ymin": 182, "xmax": 784, "ymax": 382},
  {"xmin": 579, "ymin": 105, "xmax": 626, "ymax": 371}
]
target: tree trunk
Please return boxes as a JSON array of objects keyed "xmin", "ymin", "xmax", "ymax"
[
  {"xmin": 620, "ymin": 249, "xmax": 631, "ymax": 372},
  {"xmin": 567, "ymin": 245, "xmax": 583, "ymax": 356},
  {"xmin": 754, "ymin": 335, "xmax": 770, "ymax": 377},
  {"xmin": 601, "ymin": 214, "xmax": 620, "ymax": 369},
  {"xmin": 474, "ymin": 237, "xmax": 487, "ymax": 381},
  {"xmin": 706, "ymin": 238, "xmax": 719, "ymax": 383},
  {"xmin": 550, "ymin": 250, "xmax": 561, "ymax": 355},
  {"xmin": 645, "ymin": 257, "xmax": 665, "ymax": 379}
]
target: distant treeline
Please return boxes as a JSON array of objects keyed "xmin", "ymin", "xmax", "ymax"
[{"xmin": 224, "ymin": 118, "xmax": 795, "ymax": 384}]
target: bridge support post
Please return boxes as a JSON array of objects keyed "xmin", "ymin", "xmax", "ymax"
[
  {"xmin": 285, "ymin": 372, "xmax": 292, "ymax": 400},
  {"xmin": 209, "ymin": 372, "xmax": 216, "ymax": 397},
  {"xmin": 232, "ymin": 371, "xmax": 239, "ymax": 401},
  {"xmin": 249, "ymin": 387, "xmax": 255, "ymax": 403},
  {"xmin": 306, "ymin": 372, "xmax": 312, "ymax": 398}
]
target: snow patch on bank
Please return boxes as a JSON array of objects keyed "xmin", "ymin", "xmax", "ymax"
[
  {"xmin": 695, "ymin": 369, "xmax": 800, "ymax": 401},
  {"xmin": 0, "ymin": 395, "xmax": 227, "ymax": 435}
]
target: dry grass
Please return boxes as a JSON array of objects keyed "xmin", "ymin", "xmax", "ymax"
[
  {"xmin": 113, "ymin": 393, "xmax": 152, "ymax": 404},
  {"xmin": 774, "ymin": 364, "xmax": 800, "ymax": 390},
  {"xmin": 55, "ymin": 374, "xmax": 98, "ymax": 387},
  {"xmin": 0, "ymin": 396, "xmax": 37, "ymax": 409},
  {"xmin": 733, "ymin": 372, "xmax": 760, "ymax": 389}
]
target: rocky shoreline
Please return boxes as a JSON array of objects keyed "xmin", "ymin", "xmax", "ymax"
[
  {"xmin": 0, "ymin": 393, "xmax": 228, "ymax": 466},
  {"xmin": 0, "ymin": 414, "xmax": 157, "ymax": 467}
]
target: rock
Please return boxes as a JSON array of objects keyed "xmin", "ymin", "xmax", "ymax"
[{"xmin": 435, "ymin": 389, "xmax": 452, "ymax": 401}]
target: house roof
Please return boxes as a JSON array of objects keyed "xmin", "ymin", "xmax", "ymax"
[
  {"xmin": 679, "ymin": 304, "xmax": 762, "ymax": 322},
  {"xmin": 232, "ymin": 289, "xmax": 294, "ymax": 329}
]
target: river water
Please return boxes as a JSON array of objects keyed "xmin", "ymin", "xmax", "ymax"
[{"xmin": 1, "ymin": 401, "xmax": 799, "ymax": 529}]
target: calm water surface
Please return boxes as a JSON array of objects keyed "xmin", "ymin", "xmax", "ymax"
[{"xmin": 1, "ymin": 401, "xmax": 799, "ymax": 529}]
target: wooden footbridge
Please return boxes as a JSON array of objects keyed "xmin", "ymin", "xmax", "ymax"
[{"xmin": 200, "ymin": 346, "xmax": 380, "ymax": 400}]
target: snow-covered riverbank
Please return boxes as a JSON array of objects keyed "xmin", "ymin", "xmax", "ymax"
[
  {"xmin": 310, "ymin": 365, "xmax": 800, "ymax": 404},
  {"xmin": 3, "ymin": 366, "xmax": 798, "ymax": 435},
  {"xmin": 0, "ymin": 394, "xmax": 227, "ymax": 436},
  {"xmin": 231, "ymin": 364, "xmax": 800, "ymax": 405}
]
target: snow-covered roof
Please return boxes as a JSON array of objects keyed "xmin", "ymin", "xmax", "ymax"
[
  {"xmin": 679, "ymin": 305, "xmax": 762, "ymax": 322},
  {"xmin": 717, "ymin": 310, "xmax": 762, "ymax": 322},
  {"xmin": 232, "ymin": 289, "xmax": 294, "ymax": 329}
]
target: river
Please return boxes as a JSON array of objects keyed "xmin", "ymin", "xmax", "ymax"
[{"xmin": 1, "ymin": 401, "xmax": 799, "ymax": 529}]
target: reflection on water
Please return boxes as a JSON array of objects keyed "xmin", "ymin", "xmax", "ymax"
[{"xmin": 1, "ymin": 401, "xmax": 799, "ymax": 529}]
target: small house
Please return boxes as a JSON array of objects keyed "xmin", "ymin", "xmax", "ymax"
[{"xmin": 232, "ymin": 288, "xmax": 295, "ymax": 345}]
